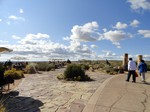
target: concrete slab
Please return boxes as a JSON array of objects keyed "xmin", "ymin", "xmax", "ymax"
[{"xmin": 83, "ymin": 72, "xmax": 150, "ymax": 112}]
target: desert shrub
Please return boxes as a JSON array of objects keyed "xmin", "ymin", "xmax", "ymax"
[
  {"xmin": 117, "ymin": 66, "xmax": 124, "ymax": 73},
  {"xmin": 57, "ymin": 74, "xmax": 65, "ymax": 80},
  {"xmin": 25, "ymin": 63, "xmax": 37, "ymax": 74},
  {"xmin": 103, "ymin": 64, "xmax": 118, "ymax": 75},
  {"xmin": 4, "ymin": 68, "xmax": 24, "ymax": 79},
  {"xmin": 80, "ymin": 64, "xmax": 90, "ymax": 71},
  {"xmin": 66, "ymin": 59, "xmax": 71, "ymax": 64},
  {"xmin": 36, "ymin": 62, "xmax": 55, "ymax": 71},
  {"xmin": 63, "ymin": 64, "xmax": 91, "ymax": 81},
  {"xmin": 49, "ymin": 63, "xmax": 56, "ymax": 70},
  {"xmin": 0, "ymin": 63, "xmax": 5, "ymax": 74},
  {"xmin": 0, "ymin": 103, "xmax": 7, "ymax": 112},
  {"xmin": 146, "ymin": 62, "xmax": 150, "ymax": 71}
]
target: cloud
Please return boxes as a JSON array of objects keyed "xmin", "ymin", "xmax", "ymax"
[
  {"xmin": 63, "ymin": 36, "xmax": 70, "ymax": 41},
  {"xmin": 130, "ymin": 19, "xmax": 140, "ymax": 27},
  {"xmin": 103, "ymin": 30, "xmax": 130, "ymax": 48},
  {"xmin": 114, "ymin": 22, "xmax": 128, "ymax": 29},
  {"xmin": 0, "ymin": 40, "xmax": 9, "ymax": 44},
  {"xmin": 1, "ymin": 33, "xmax": 96, "ymax": 61},
  {"xmin": 103, "ymin": 30, "xmax": 128, "ymax": 42},
  {"xmin": 103, "ymin": 28, "xmax": 107, "ymax": 32},
  {"xmin": 19, "ymin": 9, "xmax": 24, "ymax": 13},
  {"xmin": 12, "ymin": 35, "xmax": 21, "ymax": 39},
  {"xmin": 68, "ymin": 21, "xmax": 132, "ymax": 48},
  {"xmin": 0, "ymin": 19, "xmax": 2, "ymax": 22},
  {"xmin": 70, "ymin": 21, "xmax": 100, "ymax": 42},
  {"xmin": 98, "ymin": 50, "xmax": 119, "ymax": 59},
  {"xmin": 143, "ymin": 54, "xmax": 150, "ymax": 60},
  {"xmin": 19, "ymin": 33, "xmax": 50, "ymax": 45},
  {"xmin": 6, "ymin": 21, "xmax": 10, "ymax": 25},
  {"xmin": 127, "ymin": 0, "xmax": 150, "ymax": 11},
  {"xmin": 138, "ymin": 30, "xmax": 150, "ymax": 38},
  {"xmin": 91, "ymin": 44, "xmax": 98, "ymax": 48},
  {"xmin": 8, "ymin": 15, "xmax": 25, "ymax": 21},
  {"xmin": 25, "ymin": 33, "xmax": 49, "ymax": 40},
  {"xmin": 69, "ymin": 40, "xmax": 93, "ymax": 54}
]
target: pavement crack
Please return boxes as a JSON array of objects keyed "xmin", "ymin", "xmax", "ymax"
[
  {"xmin": 141, "ymin": 86, "xmax": 148, "ymax": 112},
  {"xmin": 108, "ymin": 95, "xmax": 122, "ymax": 112},
  {"xmin": 80, "ymin": 94, "xmax": 83, "ymax": 99},
  {"xmin": 109, "ymin": 83, "xmax": 128, "ymax": 112}
]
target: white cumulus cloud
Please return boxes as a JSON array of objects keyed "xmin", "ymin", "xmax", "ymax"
[
  {"xmin": 98, "ymin": 50, "xmax": 118, "ymax": 59},
  {"xmin": 127, "ymin": 0, "xmax": 150, "ymax": 10},
  {"xmin": 103, "ymin": 30, "xmax": 131, "ymax": 48},
  {"xmin": 0, "ymin": 40, "xmax": 9, "ymax": 44},
  {"xmin": 91, "ymin": 44, "xmax": 98, "ymax": 48},
  {"xmin": 130, "ymin": 19, "xmax": 140, "ymax": 27},
  {"xmin": 12, "ymin": 35, "xmax": 21, "ymax": 39},
  {"xmin": 103, "ymin": 28, "xmax": 107, "ymax": 32},
  {"xmin": 2, "ymin": 32, "xmax": 96, "ymax": 61},
  {"xmin": 70, "ymin": 21, "xmax": 100, "ymax": 42},
  {"xmin": 19, "ymin": 33, "xmax": 50, "ymax": 45},
  {"xmin": 8, "ymin": 15, "xmax": 25, "ymax": 21},
  {"xmin": 114, "ymin": 22, "xmax": 128, "ymax": 29},
  {"xmin": 19, "ymin": 9, "xmax": 24, "ymax": 13},
  {"xmin": 138, "ymin": 30, "xmax": 150, "ymax": 38}
]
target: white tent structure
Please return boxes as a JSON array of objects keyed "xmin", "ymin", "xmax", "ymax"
[
  {"xmin": 10, "ymin": 56, "xmax": 28, "ymax": 61},
  {"xmin": 0, "ymin": 47, "xmax": 12, "ymax": 53}
]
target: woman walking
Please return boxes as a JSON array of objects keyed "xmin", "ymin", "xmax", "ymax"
[{"xmin": 138, "ymin": 60, "xmax": 147, "ymax": 82}]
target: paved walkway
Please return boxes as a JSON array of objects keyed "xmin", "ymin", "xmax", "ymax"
[
  {"xmin": 1, "ymin": 68, "xmax": 112, "ymax": 112},
  {"xmin": 83, "ymin": 72, "xmax": 150, "ymax": 112}
]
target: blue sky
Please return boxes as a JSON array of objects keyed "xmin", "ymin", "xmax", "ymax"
[{"xmin": 0, "ymin": 0, "xmax": 150, "ymax": 61}]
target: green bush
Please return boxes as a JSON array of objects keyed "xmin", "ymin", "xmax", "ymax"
[
  {"xmin": 25, "ymin": 63, "xmax": 37, "ymax": 74},
  {"xmin": 102, "ymin": 64, "xmax": 117, "ymax": 75},
  {"xmin": 66, "ymin": 59, "xmax": 71, "ymax": 64},
  {"xmin": 80, "ymin": 64, "xmax": 90, "ymax": 71},
  {"xmin": 63, "ymin": 64, "xmax": 91, "ymax": 81},
  {"xmin": 36, "ymin": 62, "xmax": 55, "ymax": 71},
  {"xmin": 146, "ymin": 62, "xmax": 150, "ymax": 71},
  {"xmin": 4, "ymin": 68, "xmax": 24, "ymax": 79}
]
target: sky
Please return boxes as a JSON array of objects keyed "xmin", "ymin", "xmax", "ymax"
[{"xmin": 0, "ymin": 0, "xmax": 150, "ymax": 61}]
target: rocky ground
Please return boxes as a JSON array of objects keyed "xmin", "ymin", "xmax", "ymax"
[{"xmin": 1, "ymin": 68, "xmax": 112, "ymax": 112}]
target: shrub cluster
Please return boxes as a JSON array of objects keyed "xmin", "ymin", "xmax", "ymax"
[
  {"xmin": 4, "ymin": 68, "xmax": 24, "ymax": 79},
  {"xmin": 146, "ymin": 62, "xmax": 150, "ymax": 71},
  {"xmin": 80, "ymin": 64, "xmax": 90, "ymax": 71},
  {"xmin": 25, "ymin": 63, "xmax": 37, "ymax": 74},
  {"xmin": 58, "ymin": 64, "xmax": 91, "ymax": 81},
  {"xmin": 36, "ymin": 62, "xmax": 55, "ymax": 71},
  {"xmin": 102, "ymin": 64, "xmax": 122, "ymax": 75}
]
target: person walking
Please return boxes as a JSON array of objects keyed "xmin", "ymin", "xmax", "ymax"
[
  {"xmin": 138, "ymin": 60, "xmax": 147, "ymax": 82},
  {"xmin": 126, "ymin": 58, "xmax": 137, "ymax": 82}
]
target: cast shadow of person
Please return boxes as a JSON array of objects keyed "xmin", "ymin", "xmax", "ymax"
[
  {"xmin": 0, "ymin": 90, "xmax": 43, "ymax": 112},
  {"xmin": 136, "ymin": 81, "xmax": 150, "ymax": 85},
  {"xmin": 142, "ymin": 81, "xmax": 150, "ymax": 85}
]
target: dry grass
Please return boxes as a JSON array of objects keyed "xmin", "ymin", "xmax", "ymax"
[{"xmin": 0, "ymin": 102, "xmax": 7, "ymax": 112}]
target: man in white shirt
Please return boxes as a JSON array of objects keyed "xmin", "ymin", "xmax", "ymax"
[{"xmin": 126, "ymin": 58, "xmax": 137, "ymax": 82}]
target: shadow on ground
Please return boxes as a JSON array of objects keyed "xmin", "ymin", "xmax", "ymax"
[
  {"xmin": 136, "ymin": 81, "xmax": 150, "ymax": 85},
  {"xmin": 0, "ymin": 91, "xmax": 43, "ymax": 112}
]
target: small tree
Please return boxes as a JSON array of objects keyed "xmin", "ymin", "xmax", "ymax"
[{"xmin": 66, "ymin": 59, "xmax": 71, "ymax": 64}]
